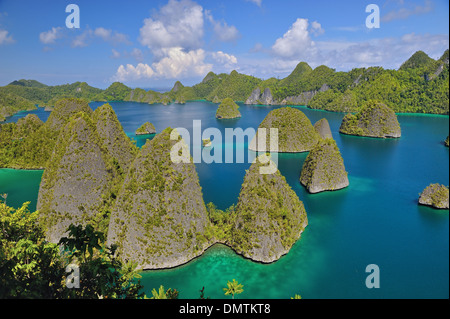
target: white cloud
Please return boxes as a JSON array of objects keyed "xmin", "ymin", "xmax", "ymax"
[
  {"xmin": 39, "ymin": 27, "xmax": 63, "ymax": 44},
  {"xmin": 212, "ymin": 51, "xmax": 238, "ymax": 65},
  {"xmin": 0, "ymin": 29, "xmax": 14, "ymax": 45},
  {"xmin": 382, "ymin": 0, "xmax": 433, "ymax": 22},
  {"xmin": 272, "ymin": 18, "xmax": 318, "ymax": 59},
  {"xmin": 139, "ymin": 0, "xmax": 204, "ymax": 52},
  {"xmin": 113, "ymin": 47, "xmax": 212, "ymax": 81},
  {"xmin": 310, "ymin": 21, "xmax": 324, "ymax": 36},
  {"xmin": 72, "ymin": 27, "xmax": 130, "ymax": 47},
  {"xmin": 246, "ymin": 0, "xmax": 262, "ymax": 7},
  {"xmin": 205, "ymin": 10, "xmax": 240, "ymax": 42},
  {"xmin": 114, "ymin": 63, "xmax": 156, "ymax": 82},
  {"xmin": 152, "ymin": 47, "xmax": 212, "ymax": 78},
  {"xmin": 130, "ymin": 48, "xmax": 144, "ymax": 62},
  {"xmin": 111, "ymin": 49, "xmax": 121, "ymax": 59}
]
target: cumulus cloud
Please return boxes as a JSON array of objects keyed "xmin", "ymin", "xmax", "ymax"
[
  {"xmin": 205, "ymin": 10, "xmax": 240, "ymax": 42},
  {"xmin": 272, "ymin": 18, "xmax": 319, "ymax": 60},
  {"xmin": 382, "ymin": 0, "xmax": 433, "ymax": 22},
  {"xmin": 139, "ymin": 0, "xmax": 204, "ymax": 52},
  {"xmin": 113, "ymin": 47, "xmax": 212, "ymax": 81},
  {"xmin": 39, "ymin": 27, "xmax": 63, "ymax": 44},
  {"xmin": 114, "ymin": 63, "xmax": 156, "ymax": 82},
  {"xmin": 0, "ymin": 29, "xmax": 14, "ymax": 45}
]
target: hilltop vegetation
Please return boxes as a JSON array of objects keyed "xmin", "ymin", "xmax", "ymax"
[
  {"xmin": 1, "ymin": 49, "xmax": 448, "ymax": 121},
  {"xmin": 216, "ymin": 98, "xmax": 241, "ymax": 119}
]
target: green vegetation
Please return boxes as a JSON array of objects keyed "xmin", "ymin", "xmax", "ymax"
[
  {"xmin": 1, "ymin": 50, "xmax": 448, "ymax": 119},
  {"xmin": 135, "ymin": 122, "xmax": 156, "ymax": 135},
  {"xmin": 216, "ymin": 97, "xmax": 241, "ymax": 119},
  {"xmin": 230, "ymin": 155, "xmax": 308, "ymax": 262},
  {"xmin": 300, "ymin": 138, "xmax": 349, "ymax": 193},
  {"xmin": 0, "ymin": 202, "xmax": 144, "ymax": 298},
  {"xmin": 94, "ymin": 82, "xmax": 132, "ymax": 101},
  {"xmin": 339, "ymin": 100, "xmax": 401, "ymax": 138},
  {"xmin": 418, "ymin": 184, "xmax": 449, "ymax": 209},
  {"xmin": 249, "ymin": 107, "xmax": 321, "ymax": 152},
  {"xmin": 445, "ymin": 136, "xmax": 449, "ymax": 147},
  {"xmin": 223, "ymin": 279, "xmax": 244, "ymax": 299}
]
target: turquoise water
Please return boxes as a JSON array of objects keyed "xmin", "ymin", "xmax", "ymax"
[{"xmin": 1, "ymin": 101, "xmax": 448, "ymax": 299}]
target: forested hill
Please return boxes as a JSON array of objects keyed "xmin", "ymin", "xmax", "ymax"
[{"xmin": 1, "ymin": 49, "xmax": 448, "ymax": 121}]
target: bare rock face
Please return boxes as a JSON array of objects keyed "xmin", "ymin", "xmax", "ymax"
[
  {"xmin": 300, "ymin": 139, "xmax": 349, "ymax": 193},
  {"xmin": 249, "ymin": 107, "xmax": 321, "ymax": 153},
  {"xmin": 37, "ymin": 112, "xmax": 116, "ymax": 243},
  {"xmin": 45, "ymin": 98, "xmax": 92, "ymax": 131},
  {"xmin": 230, "ymin": 155, "xmax": 308, "ymax": 263},
  {"xmin": 339, "ymin": 101, "xmax": 401, "ymax": 138},
  {"xmin": 107, "ymin": 128, "xmax": 212, "ymax": 270},
  {"xmin": 314, "ymin": 118, "xmax": 333, "ymax": 139},
  {"xmin": 419, "ymin": 184, "xmax": 449, "ymax": 209},
  {"xmin": 92, "ymin": 103, "xmax": 138, "ymax": 173}
]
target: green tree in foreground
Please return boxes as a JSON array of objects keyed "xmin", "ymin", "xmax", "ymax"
[
  {"xmin": 223, "ymin": 279, "xmax": 244, "ymax": 299},
  {"xmin": 0, "ymin": 202, "xmax": 144, "ymax": 299},
  {"xmin": 149, "ymin": 285, "xmax": 179, "ymax": 299}
]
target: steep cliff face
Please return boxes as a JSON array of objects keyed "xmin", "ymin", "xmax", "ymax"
[
  {"xmin": 314, "ymin": 118, "xmax": 333, "ymax": 139},
  {"xmin": 92, "ymin": 103, "xmax": 138, "ymax": 174},
  {"xmin": 300, "ymin": 139, "xmax": 349, "ymax": 193},
  {"xmin": 419, "ymin": 184, "xmax": 449, "ymax": 209},
  {"xmin": 37, "ymin": 112, "xmax": 116, "ymax": 243},
  {"xmin": 245, "ymin": 88, "xmax": 273, "ymax": 105},
  {"xmin": 249, "ymin": 107, "xmax": 321, "ymax": 152},
  {"xmin": 230, "ymin": 155, "xmax": 308, "ymax": 263},
  {"xmin": 107, "ymin": 128, "xmax": 212, "ymax": 270},
  {"xmin": 339, "ymin": 101, "xmax": 401, "ymax": 138},
  {"xmin": 45, "ymin": 98, "xmax": 92, "ymax": 131}
]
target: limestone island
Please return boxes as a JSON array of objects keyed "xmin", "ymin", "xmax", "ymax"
[
  {"xmin": 314, "ymin": 118, "xmax": 333, "ymax": 139},
  {"xmin": 107, "ymin": 128, "xmax": 212, "ymax": 269},
  {"xmin": 135, "ymin": 122, "xmax": 156, "ymax": 135},
  {"xmin": 419, "ymin": 183, "xmax": 449, "ymax": 209},
  {"xmin": 249, "ymin": 107, "xmax": 321, "ymax": 152},
  {"xmin": 339, "ymin": 100, "xmax": 401, "ymax": 138},
  {"xmin": 300, "ymin": 138, "xmax": 349, "ymax": 193},
  {"xmin": 445, "ymin": 136, "xmax": 449, "ymax": 147},
  {"xmin": 229, "ymin": 155, "xmax": 308, "ymax": 263},
  {"xmin": 216, "ymin": 98, "xmax": 241, "ymax": 119}
]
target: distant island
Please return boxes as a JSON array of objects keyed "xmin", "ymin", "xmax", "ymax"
[
  {"xmin": 419, "ymin": 184, "xmax": 449, "ymax": 209},
  {"xmin": 0, "ymin": 49, "xmax": 448, "ymax": 121},
  {"xmin": 216, "ymin": 98, "xmax": 241, "ymax": 119},
  {"xmin": 135, "ymin": 122, "xmax": 156, "ymax": 135},
  {"xmin": 2, "ymin": 98, "xmax": 310, "ymax": 269},
  {"xmin": 339, "ymin": 100, "xmax": 401, "ymax": 138}
]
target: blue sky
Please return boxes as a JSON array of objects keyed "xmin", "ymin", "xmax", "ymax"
[{"xmin": 0, "ymin": 0, "xmax": 448, "ymax": 89}]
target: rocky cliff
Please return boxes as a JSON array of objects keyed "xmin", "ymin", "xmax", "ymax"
[
  {"xmin": 300, "ymin": 138, "xmax": 349, "ymax": 193},
  {"xmin": 314, "ymin": 118, "xmax": 333, "ymax": 139},
  {"xmin": 37, "ymin": 112, "xmax": 117, "ymax": 243},
  {"xmin": 230, "ymin": 155, "xmax": 308, "ymax": 263},
  {"xmin": 419, "ymin": 184, "xmax": 449, "ymax": 209},
  {"xmin": 249, "ymin": 107, "xmax": 321, "ymax": 152},
  {"xmin": 107, "ymin": 128, "xmax": 212, "ymax": 270},
  {"xmin": 339, "ymin": 101, "xmax": 401, "ymax": 138}
]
